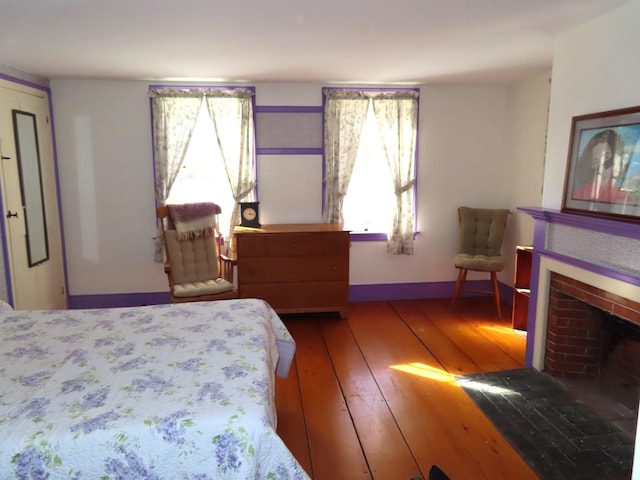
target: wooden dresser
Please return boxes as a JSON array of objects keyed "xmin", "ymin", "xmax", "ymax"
[{"xmin": 233, "ymin": 223, "xmax": 350, "ymax": 318}]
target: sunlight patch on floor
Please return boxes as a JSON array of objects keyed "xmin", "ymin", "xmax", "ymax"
[
  {"xmin": 390, "ymin": 362, "xmax": 455, "ymax": 383},
  {"xmin": 390, "ymin": 362, "xmax": 518, "ymax": 396},
  {"xmin": 457, "ymin": 377, "xmax": 517, "ymax": 395},
  {"xmin": 478, "ymin": 324, "xmax": 527, "ymax": 337}
]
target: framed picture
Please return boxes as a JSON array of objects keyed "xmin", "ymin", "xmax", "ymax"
[{"xmin": 562, "ymin": 106, "xmax": 640, "ymax": 222}]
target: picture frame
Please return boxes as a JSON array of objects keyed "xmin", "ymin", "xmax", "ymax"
[{"xmin": 562, "ymin": 106, "xmax": 640, "ymax": 223}]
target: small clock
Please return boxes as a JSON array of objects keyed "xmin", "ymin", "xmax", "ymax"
[{"xmin": 239, "ymin": 202, "xmax": 260, "ymax": 228}]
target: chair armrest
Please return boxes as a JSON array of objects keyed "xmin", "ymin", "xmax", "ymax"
[{"xmin": 219, "ymin": 254, "xmax": 236, "ymax": 282}]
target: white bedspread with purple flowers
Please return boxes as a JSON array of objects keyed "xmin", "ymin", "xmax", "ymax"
[{"xmin": 0, "ymin": 298, "xmax": 310, "ymax": 479}]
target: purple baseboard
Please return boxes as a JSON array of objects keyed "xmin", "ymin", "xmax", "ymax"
[
  {"xmin": 67, "ymin": 292, "xmax": 171, "ymax": 309},
  {"xmin": 67, "ymin": 281, "xmax": 513, "ymax": 310}
]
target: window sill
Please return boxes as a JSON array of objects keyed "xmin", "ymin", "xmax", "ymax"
[{"xmin": 348, "ymin": 231, "xmax": 420, "ymax": 242}]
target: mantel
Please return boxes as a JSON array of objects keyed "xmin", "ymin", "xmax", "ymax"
[
  {"xmin": 517, "ymin": 207, "xmax": 640, "ymax": 241},
  {"xmin": 518, "ymin": 206, "xmax": 640, "ymax": 287}
]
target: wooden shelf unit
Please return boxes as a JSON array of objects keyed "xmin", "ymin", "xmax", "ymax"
[
  {"xmin": 512, "ymin": 245, "xmax": 533, "ymax": 331},
  {"xmin": 234, "ymin": 223, "xmax": 350, "ymax": 318}
]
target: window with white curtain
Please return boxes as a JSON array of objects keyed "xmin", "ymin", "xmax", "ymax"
[
  {"xmin": 323, "ymin": 88, "xmax": 419, "ymax": 255},
  {"xmin": 150, "ymin": 87, "xmax": 256, "ymax": 262}
]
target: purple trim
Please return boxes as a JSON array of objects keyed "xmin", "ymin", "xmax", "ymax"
[
  {"xmin": 255, "ymin": 105, "xmax": 323, "ymax": 113},
  {"xmin": 0, "ymin": 72, "xmax": 49, "ymax": 91},
  {"xmin": 518, "ymin": 206, "xmax": 640, "ymax": 240},
  {"xmin": 350, "ymin": 232, "xmax": 388, "ymax": 241},
  {"xmin": 350, "ymin": 282, "xmax": 450, "ymax": 302},
  {"xmin": 68, "ymin": 292, "xmax": 171, "ymax": 309},
  {"xmin": 257, "ymin": 148, "xmax": 323, "ymax": 155},
  {"xmin": 68, "ymin": 281, "xmax": 512, "ymax": 309},
  {"xmin": 322, "ymin": 87, "xmax": 421, "ymax": 94},
  {"xmin": 537, "ymin": 248, "xmax": 640, "ymax": 285},
  {"xmin": 148, "ymin": 85, "xmax": 256, "ymax": 93},
  {"xmin": 46, "ymin": 88, "xmax": 70, "ymax": 306}
]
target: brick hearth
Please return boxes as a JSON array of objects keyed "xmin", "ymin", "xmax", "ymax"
[{"xmin": 545, "ymin": 273, "xmax": 640, "ymax": 398}]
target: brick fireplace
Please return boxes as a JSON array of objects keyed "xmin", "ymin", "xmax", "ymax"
[
  {"xmin": 544, "ymin": 272, "xmax": 640, "ymax": 400},
  {"xmin": 519, "ymin": 206, "xmax": 640, "ymax": 477}
]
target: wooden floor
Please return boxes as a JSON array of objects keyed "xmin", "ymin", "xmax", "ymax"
[{"xmin": 275, "ymin": 298, "xmax": 540, "ymax": 480}]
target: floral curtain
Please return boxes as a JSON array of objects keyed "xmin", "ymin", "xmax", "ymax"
[
  {"xmin": 149, "ymin": 88, "xmax": 202, "ymax": 262},
  {"xmin": 371, "ymin": 92, "xmax": 418, "ymax": 254},
  {"xmin": 205, "ymin": 89, "xmax": 255, "ymax": 245},
  {"xmin": 322, "ymin": 90, "xmax": 369, "ymax": 223}
]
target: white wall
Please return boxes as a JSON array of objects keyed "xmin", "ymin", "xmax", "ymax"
[{"xmin": 50, "ymin": 79, "xmax": 548, "ymax": 296}]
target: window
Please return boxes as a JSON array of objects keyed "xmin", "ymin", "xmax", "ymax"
[
  {"xmin": 165, "ymin": 104, "xmax": 235, "ymax": 239},
  {"xmin": 323, "ymin": 88, "xmax": 419, "ymax": 255},
  {"xmin": 341, "ymin": 102, "xmax": 396, "ymax": 233},
  {"xmin": 150, "ymin": 87, "xmax": 255, "ymax": 262}
]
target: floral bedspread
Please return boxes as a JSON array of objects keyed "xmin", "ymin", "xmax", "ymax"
[{"xmin": 0, "ymin": 298, "xmax": 309, "ymax": 479}]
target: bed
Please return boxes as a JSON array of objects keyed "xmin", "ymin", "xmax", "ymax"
[{"xmin": 0, "ymin": 298, "xmax": 310, "ymax": 479}]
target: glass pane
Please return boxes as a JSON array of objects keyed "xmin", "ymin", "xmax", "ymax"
[{"xmin": 12, "ymin": 110, "xmax": 49, "ymax": 267}]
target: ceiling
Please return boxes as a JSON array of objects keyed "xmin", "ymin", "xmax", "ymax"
[{"xmin": 0, "ymin": 0, "xmax": 630, "ymax": 85}]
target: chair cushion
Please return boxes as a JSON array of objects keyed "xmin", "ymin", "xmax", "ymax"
[
  {"xmin": 454, "ymin": 253, "xmax": 505, "ymax": 272},
  {"xmin": 458, "ymin": 207, "xmax": 509, "ymax": 257},
  {"xmin": 173, "ymin": 278, "xmax": 234, "ymax": 298},
  {"xmin": 164, "ymin": 230, "xmax": 220, "ymax": 285}
]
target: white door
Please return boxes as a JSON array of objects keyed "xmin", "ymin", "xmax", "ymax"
[{"xmin": 0, "ymin": 81, "xmax": 66, "ymax": 310}]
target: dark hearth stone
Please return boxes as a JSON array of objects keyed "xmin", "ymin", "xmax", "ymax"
[{"xmin": 456, "ymin": 368, "xmax": 634, "ymax": 480}]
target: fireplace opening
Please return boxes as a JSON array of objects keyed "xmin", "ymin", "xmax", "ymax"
[{"xmin": 545, "ymin": 273, "xmax": 639, "ymax": 437}]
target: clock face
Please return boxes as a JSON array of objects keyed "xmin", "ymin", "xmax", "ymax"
[{"xmin": 243, "ymin": 208, "xmax": 257, "ymax": 221}]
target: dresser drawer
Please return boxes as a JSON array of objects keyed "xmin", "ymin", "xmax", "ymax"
[
  {"xmin": 265, "ymin": 234, "xmax": 324, "ymax": 257},
  {"xmin": 239, "ymin": 281, "xmax": 348, "ymax": 311},
  {"xmin": 238, "ymin": 255, "xmax": 348, "ymax": 284},
  {"xmin": 235, "ymin": 235, "xmax": 266, "ymax": 257}
]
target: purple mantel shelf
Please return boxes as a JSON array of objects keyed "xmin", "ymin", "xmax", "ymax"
[
  {"xmin": 517, "ymin": 206, "xmax": 640, "ymax": 241},
  {"xmin": 518, "ymin": 206, "xmax": 640, "ymax": 287}
]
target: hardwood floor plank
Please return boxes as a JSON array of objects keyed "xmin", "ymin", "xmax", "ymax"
[
  {"xmin": 320, "ymin": 317, "xmax": 423, "ymax": 480},
  {"xmin": 276, "ymin": 360, "xmax": 313, "ymax": 474},
  {"xmin": 347, "ymin": 301, "xmax": 538, "ymax": 480},
  {"xmin": 286, "ymin": 318, "xmax": 371, "ymax": 479}
]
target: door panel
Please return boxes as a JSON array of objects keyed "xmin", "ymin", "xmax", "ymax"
[{"xmin": 0, "ymin": 82, "xmax": 66, "ymax": 310}]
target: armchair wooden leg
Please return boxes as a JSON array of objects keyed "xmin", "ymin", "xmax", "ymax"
[
  {"xmin": 490, "ymin": 271, "xmax": 502, "ymax": 318},
  {"xmin": 450, "ymin": 268, "xmax": 467, "ymax": 311}
]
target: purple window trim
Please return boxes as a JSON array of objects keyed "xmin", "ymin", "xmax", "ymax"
[{"xmin": 255, "ymin": 105, "xmax": 323, "ymax": 113}]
